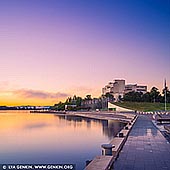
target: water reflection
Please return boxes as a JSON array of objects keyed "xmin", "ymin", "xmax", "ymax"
[
  {"xmin": 56, "ymin": 115, "xmax": 126, "ymax": 139},
  {"xmin": 0, "ymin": 111, "xmax": 126, "ymax": 170},
  {"xmin": 23, "ymin": 122, "xmax": 50, "ymax": 129},
  {"xmin": 103, "ymin": 120, "xmax": 126, "ymax": 140}
]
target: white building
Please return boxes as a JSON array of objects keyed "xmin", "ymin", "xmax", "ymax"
[
  {"xmin": 102, "ymin": 79, "xmax": 147, "ymax": 101},
  {"xmin": 125, "ymin": 84, "xmax": 147, "ymax": 94},
  {"xmin": 102, "ymin": 82, "xmax": 115, "ymax": 94},
  {"xmin": 102, "ymin": 79, "xmax": 125, "ymax": 101}
]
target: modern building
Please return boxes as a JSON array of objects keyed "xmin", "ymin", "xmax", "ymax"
[
  {"xmin": 102, "ymin": 79, "xmax": 147, "ymax": 101},
  {"xmin": 81, "ymin": 79, "xmax": 147, "ymax": 110},
  {"xmin": 136, "ymin": 85, "xmax": 147, "ymax": 93},
  {"xmin": 112, "ymin": 79, "xmax": 125, "ymax": 100},
  {"xmin": 124, "ymin": 84, "xmax": 147, "ymax": 94},
  {"xmin": 102, "ymin": 79, "xmax": 125, "ymax": 101},
  {"xmin": 102, "ymin": 82, "xmax": 115, "ymax": 94}
]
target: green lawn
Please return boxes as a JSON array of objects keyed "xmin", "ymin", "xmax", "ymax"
[{"xmin": 114, "ymin": 102, "xmax": 170, "ymax": 112}]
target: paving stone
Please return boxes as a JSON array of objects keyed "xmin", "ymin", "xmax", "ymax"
[{"xmin": 113, "ymin": 115, "xmax": 170, "ymax": 170}]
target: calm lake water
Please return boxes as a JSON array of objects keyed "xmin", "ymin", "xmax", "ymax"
[{"xmin": 0, "ymin": 111, "xmax": 126, "ymax": 170}]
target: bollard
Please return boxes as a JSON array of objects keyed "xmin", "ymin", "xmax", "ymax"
[
  {"xmin": 125, "ymin": 126, "xmax": 128, "ymax": 130},
  {"xmin": 86, "ymin": 160, "xmax": 92, "ymax": 166},
  {"xmin": 119, "ymin": 132, "xmax": 124, "ymax": 137},
  {"xmin": 101, "ymin": 144, "xmax": 115, "ymax": 156},
  {"xmin": 129, "ymin": 122, "xmax": 131, "ymax": 125}
]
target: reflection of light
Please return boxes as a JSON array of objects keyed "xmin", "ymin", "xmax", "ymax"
[
  {"xmin": 0, "ymin": 111, "xmax": 127, "ymax": 167},
  {"xmin": 0, "ymin": 112, "xmax": 53, "ymax": 130},
  {"xmin": 0, "ymin": 112, "xmax": 107, "ymax": 154}
]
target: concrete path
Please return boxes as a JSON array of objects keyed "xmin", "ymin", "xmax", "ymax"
[{"xmin": 113, "ymin": 115, "xmax": 170, "ymax": 170}]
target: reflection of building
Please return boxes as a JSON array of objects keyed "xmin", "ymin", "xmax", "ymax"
[
  {"xmin": 102, "ymin": 120, "xmax": 126, "ymax": 140},
  {"xmin": 102, "ymin": 79, "xmax": 147, "ymax": 101},
  {"xmin": 56, "ymin": 114, "xmax": 126, "ymax": 139}
]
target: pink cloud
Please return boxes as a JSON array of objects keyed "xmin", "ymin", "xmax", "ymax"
[{"xmin": 14, "ymin": 89, "xmax": 70, "ymax": 99}]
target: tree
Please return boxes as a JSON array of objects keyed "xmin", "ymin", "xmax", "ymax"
[
  {"xmin": 105, "ymin": 92, "xmax": 115, "ymax": 102},
  {"xmin": 141, "ymin": 92, "xmax": 151, "ymax": 102},
  {"xmin": 75, "ymin": 96, "xmax": 83, "ymax": 107},
  {"xmin": 118, "ymin": 95, "xmax": 122, "ymax": 102},
  {"xmin": 150, "ymin": 87, "xmax": 160, "ymax": 102},
  {"xmin": 85, "ymin": 95, "xmax": 92, "ymax": 100},
  {"xmin": 123, "ymin": 91, "xmax": 142, "ymax": 102},
  {"xmin": 53, "ymin": 101, "xmax": 65, "ymax": 110},
  {"xmin": 65, "ymin": 97, "xmax": 72, "ymax": 104}
]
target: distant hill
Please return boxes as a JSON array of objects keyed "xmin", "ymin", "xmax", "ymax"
[{"xmin": 114, "ymin": 102, "xmax": 170, "ymax": 112}]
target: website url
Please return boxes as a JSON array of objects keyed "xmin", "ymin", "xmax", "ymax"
[{"xmin": 0, "ymin": 164, "xmax": 75, "ymax": 170}]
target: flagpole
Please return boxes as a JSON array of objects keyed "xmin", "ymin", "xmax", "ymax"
[
  {"xmin": 165, "ymin": 90, "xmax": 166, "ymax": 111},
  {"xmin": 164, "ymin": 79, "xmax": 167, "ymax": 111}
]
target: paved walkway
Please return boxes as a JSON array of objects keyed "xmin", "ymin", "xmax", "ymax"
[{"xmin": 113, "ymin": 115, "xmax": 170, "ymax": 170}]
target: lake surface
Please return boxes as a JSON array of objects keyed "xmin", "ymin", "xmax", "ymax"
[{"xmin": 0, "ymin": 111, "xmax": 126, "ymax": 170}]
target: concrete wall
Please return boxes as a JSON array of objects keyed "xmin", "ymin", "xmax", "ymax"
[{"xmin": 108, "ymin": 102, "xmax": 134, "ymax": 112}]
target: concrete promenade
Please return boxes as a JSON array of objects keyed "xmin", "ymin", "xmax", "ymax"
[{"xmin": 113, "ymin": 115, "xmax": 170, "ymax": 170}]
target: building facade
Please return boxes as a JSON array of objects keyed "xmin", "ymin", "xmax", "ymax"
[
  {"xmin": 124, "ymin": 84, "xmax": 147, "ymax": 94},
  {"xmin": 81, "ymin": 79, "xmax": 147, "ymax": 110},
  {"xmin": 102, "ymin": 79, "xmax": 125, "ymax": 101},
  {"xmin": 102, "ymin": 79, "xmax": 147, "ymax": 101}
]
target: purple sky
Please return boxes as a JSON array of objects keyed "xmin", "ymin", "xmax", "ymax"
[{"xmin": 0, "ymin": 0, "xmax": 170, "ymax": 105}]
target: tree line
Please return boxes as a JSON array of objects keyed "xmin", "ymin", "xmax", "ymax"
[
  {"xmin": 53, "ymin": 95, "xmax": 83, "ymax": 111},
  {"xmin": 123, "ymin": 86, "xmax": 170, "ymax": 103},
  {"xmin": 53, "ymin": 86, "xmax": 170, "ymax": 110}
]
